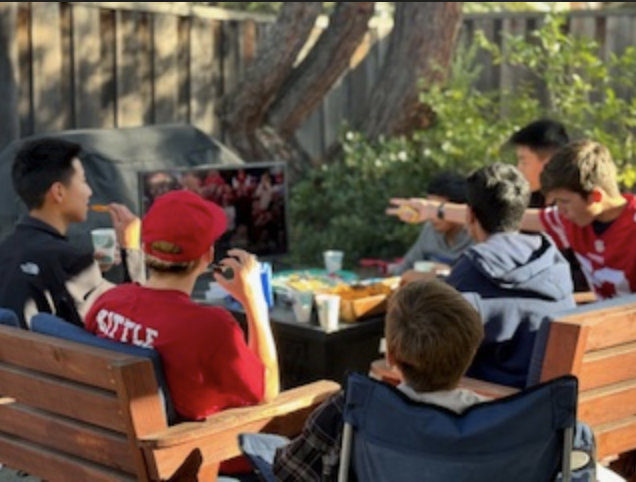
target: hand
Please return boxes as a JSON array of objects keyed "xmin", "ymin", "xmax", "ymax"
[
  {"xmin": 108, "ymin": 203, "xmax": 141, "ymax": 250},
  {"xmin": 386, "ymin": 198, "xmax": 431, "ymax": 223},
  {"xmin": 214, "ymin": 249, "xmax": 264, "ymax": 306}
]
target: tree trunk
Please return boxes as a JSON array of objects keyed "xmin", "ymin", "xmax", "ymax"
[
  {"xmin": 218, "ymin": 2, "xmax": 375, "ymax": 177},
  {"xmin": 217, "ymin": 2, "xmax": 323, "ymax": 159},
  {"xmin": 357, "ymin": 2, "xmax": 464, "ymax": 140},
  {"xmin": 267, "ymin": 2, "xmax": 375, "ymax": 140}
]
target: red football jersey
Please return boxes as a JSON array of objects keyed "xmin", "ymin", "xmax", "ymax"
[
  {"xmin": 85, "ymin": 284, "xmax": 265, "ymax": 420},
  {"xmin": 540, "ymin": 194, "xmax": 636, "ymax": 299}
]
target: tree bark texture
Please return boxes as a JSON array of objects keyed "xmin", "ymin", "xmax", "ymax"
[
  {"xmin": 267, "ymin": 2, "xmax": 375, "ymax": 139},
  {"xmin": 217, "ymin": 2, "xmax": 322, "ymax": 158},
  {"xmin": 357, "ymin": 2, "xmax": 464, "ymax": 139}
]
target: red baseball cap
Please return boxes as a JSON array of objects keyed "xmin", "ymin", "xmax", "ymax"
[{"xmin": 142, "ymin": 190, "xmax": 227, "ymax": 263}]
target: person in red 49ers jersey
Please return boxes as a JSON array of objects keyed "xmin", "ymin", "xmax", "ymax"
[
  {"xmin": 387, "ymin": 139, "xmax": 634, "ymax": 301},
  {"xmin": 536, "ymin": 139, "xmax": 636, "ymax": 299}
]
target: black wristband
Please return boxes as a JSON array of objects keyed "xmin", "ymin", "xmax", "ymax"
[{"xmin": 437, "ymin": 202, "xmax": 446, "ymax": 220}]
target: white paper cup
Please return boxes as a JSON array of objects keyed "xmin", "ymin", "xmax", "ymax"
[
  {"xmin": 414, "ymin": 260, "xmax": 436, "ymax": 273},
  {"xmin": 323, "ymin": 250, "xmax": 344, "ymax": 275},
  {"xmin": 315, "ymin": 293, "xmax": 340, "ymax": 333},
  {"xmin": 291, "ymin": 291, "xmax": 313, "ymax": 323},
  {"xmin": 91, "ymin": 228, "xmax": 117, "ymax": 264}
]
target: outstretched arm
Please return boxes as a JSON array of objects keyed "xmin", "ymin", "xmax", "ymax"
[{"xmin": 386, "ymin": 197, "xmax": 544, "ymax": 232}]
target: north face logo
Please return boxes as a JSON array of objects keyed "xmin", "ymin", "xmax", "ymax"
[{"xmin": 20, "ymin": 262, "xmax": 40, "ymax": 276}]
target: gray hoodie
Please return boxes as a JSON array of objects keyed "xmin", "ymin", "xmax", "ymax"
[{"xmin": 446, "ymin": 232, "xmax": 575, "ymax": 388}]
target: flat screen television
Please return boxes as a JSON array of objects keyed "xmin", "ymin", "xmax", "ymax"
[{"xmin": 137, "ymin": 162, "xmax": 289, "ymax": 262}]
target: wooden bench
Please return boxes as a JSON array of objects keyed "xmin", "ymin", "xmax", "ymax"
[
  {"xmin": 370, "ymin": 293, "xmax": 636, "ymax": 461},
  {"xmin": 0, "ymin": 325, "xmax": 340, "ymax": 481}
]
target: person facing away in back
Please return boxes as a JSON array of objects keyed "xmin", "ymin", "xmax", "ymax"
[
  {"xmin": 443, "ymin": 163, "xmax": 575, "ymax": 387},
  {"xmin": 389, "ymin": 171, "xmax": 473, "ymax": 279},
  {"xmin": 0, "ymin": 137, "xmax": 144, "ymax": 329},
  {"xmin": 509, "ymin": 118, "xmax": 589, "ymax": 292},
  {"xmin": 393, "ymin": 163, "xmax": 575, "ymax": 387},
  {"xmin": 271, "ymin": 279, "xmax": 487, "ymax": 481},
  {"xmin": 84, "ymin": 189, "xmax": 279, "ymax": 477}
]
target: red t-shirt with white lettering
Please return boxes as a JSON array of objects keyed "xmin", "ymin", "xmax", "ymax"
[
  {"xmin": 540, "ymin": 194, "xmax": 636, "ymax": 299},
  {"xmin": 84, "ymin": 284, "xmax": 265, "ymax": 420}
]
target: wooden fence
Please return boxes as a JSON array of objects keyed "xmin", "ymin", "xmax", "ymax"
[{"xmin": 0, "ymin": 2, "xmax": 635, "ymax": 159}]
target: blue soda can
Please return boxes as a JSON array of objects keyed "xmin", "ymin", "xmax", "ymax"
[{"xmin": 260, "ymin": 261, "xmax": 274, "ymax": 308}]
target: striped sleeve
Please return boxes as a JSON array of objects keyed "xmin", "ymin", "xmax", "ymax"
[{"xmin": 539, "ymin": 206, "xmax": 570, "ymax": 250}]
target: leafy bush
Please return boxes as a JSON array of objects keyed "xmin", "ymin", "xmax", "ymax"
[
  {"xmin": 288, "ymin": 12, "xmax": 636, "ymax": 267},
  {"xmin": 476, "ymin": 12, "xmax": 636, "ymax": 187},
  {"xmin": 288, "ymin": 132, "xmax": 437, "ymax": 268}
]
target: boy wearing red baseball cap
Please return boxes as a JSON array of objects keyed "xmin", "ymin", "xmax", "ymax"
[{"xmin": 85, "ymin": 190, "xmax": 279, "ymax": 455}]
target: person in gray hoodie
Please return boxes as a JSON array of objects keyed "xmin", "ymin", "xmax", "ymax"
[{"xmin": 444, "ymin": 162, "xmax": 575, "ymax": 388}]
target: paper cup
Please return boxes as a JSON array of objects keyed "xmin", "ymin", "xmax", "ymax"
[
  {"xmin": 291, "ymin": 291, "xmax": 313, "ymax": 323},
  {"xmin": 91, "ymin": 228, "xmax": 117, "ymax": 264},
  {"xmin": 414, "ymin": 260, "xmax": 436, "ymax": 273},
  {"xmin": 315, "ymin": 293, "xmax": 340, "ymax": 333},
  {"xmin": 323, "ymin": 250, "xmax": 344, "ymax": 275}
]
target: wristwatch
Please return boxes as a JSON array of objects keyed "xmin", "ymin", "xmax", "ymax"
[{"xmin": 437, "ymin": 202, "xmax": 446, "ymax": 220}]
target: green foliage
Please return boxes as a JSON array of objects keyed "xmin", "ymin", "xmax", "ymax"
[
  {"xmin": 288, "ymin": 132, "xmax": 437, "ymax": 268},
  {"xmin": 288, "ymin": 12, "xmax": 636, "ymax": 267},
  {"xmin": 476, "ymin": 12, "xmax": 636, "ymax": 187}
]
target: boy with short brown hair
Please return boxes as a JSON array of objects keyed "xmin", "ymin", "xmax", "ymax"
[{"xmin": 270, "ymin": 279, "xmax": 486, "ymax": 481}]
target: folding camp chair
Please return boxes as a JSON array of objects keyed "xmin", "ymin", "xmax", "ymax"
[{"xmin": 338, "ymin": 372, "xmax": 580, "ymax": 482}]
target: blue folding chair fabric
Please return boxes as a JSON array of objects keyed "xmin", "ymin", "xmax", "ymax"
[
  {"xmin": 30, "ymin": 313, "xmax": 177, "ymax": 425},
  {"xmin": 339, "ymin": 372, "xmax": 579, "ymax": 482},
  {"xmin": 0, "ymin": 307, "xmax": 20, "ymax": 327}
]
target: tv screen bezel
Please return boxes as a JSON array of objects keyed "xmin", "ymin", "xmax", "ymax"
[{"xmin": 136, "ymin": 161, "xmax": 291, "ymax": 262}]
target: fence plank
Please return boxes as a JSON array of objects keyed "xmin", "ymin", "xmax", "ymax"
[
  {"xmin": 190, "ymin": 17, "xmax": 217, "ymax": 137},
  {"xmin": 153, "ymin": 13, "xmax": 180, "ymax": 124},
  {"xmin": 116, "ymin": 10, "xmax": 147, "ymax": 127},
  {"xmin": 0, "ymin": 3, "xmax": 20, "ymax": 150},
  {"xmin": 71, "ymin": 4, "xmax": 102, "ymax": 128},
  {"xmin": 220, "ymin": 20, "xmax": 241, "ymax": 143},
  {"xmin": 347, "ymin": 31, "xmax": 374, "ymax": 123},
  {"xmin": 177, "ymin": 17, "xmax": 191, "ymax": 123},
  {"xmin": 471, "ymin": 17, "xmax": 498, "ymax": 92},
  {"xmin": 31, "ymin": 3, "xmax": 64, "ymax": 134},
  {"xmin": 99, "ymin": 10, "xmax": 117, "ymax": 128}
]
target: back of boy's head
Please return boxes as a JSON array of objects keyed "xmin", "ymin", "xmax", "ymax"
[
  {"xmin": 540, "ymin": 139, "xmax": 620, "ymax": 198},
  {"xmin": 385, "ymin": 279, "xmax": 483, "ymax": 392},
  {"xmin": 508, "ymin": 119, "xmax": 569, "ymax": 156},
  {"xmin": 12, "ymin": 137, "xmax": 82, "ymax": 210},
  {"xmin": 427, "ymin": 171, "xmax": 467, "ymax": 204},
  {"xmin": 465, "ymin": 163, "xmax": 530, "ymax": 234}
]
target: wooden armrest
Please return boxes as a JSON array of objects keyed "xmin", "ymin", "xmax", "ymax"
[
  {"xmin": 369, "ymin": 358, "xmax": 400, "ymax": 385},
  {"xmin": 458, "ymin": 376, "xmax": 519, "ymax": 398},
  {"xmin": 370, "ymin": 358, "xmax": 519, "ymax": 399},
  {"xmin": 574, "ymin": 291, "xmax": 597, "ymax": 305},
  {"xmin": 140, "ymin": 380, "xmax": 340, "ymax": 449}
]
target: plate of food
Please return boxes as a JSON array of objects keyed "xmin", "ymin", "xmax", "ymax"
[{"xmin": 272, "ymin": 269, "xmax": 358, "ymax": 301}]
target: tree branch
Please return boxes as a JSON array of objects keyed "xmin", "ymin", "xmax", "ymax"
[
  {"xmin": 217, "ymin": 2, "xmax": 322, "ymax": 156},
  {"xmin": 357, "ymin": 2, "xmax": 464, "ymax": 139},
  {"xmin": 267, "ymin": 2, "xmax": 375, "ymax": 139}
]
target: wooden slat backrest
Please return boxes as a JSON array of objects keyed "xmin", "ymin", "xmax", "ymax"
[
  {"xmin": 540, "ymin": 296, "xmax": 636, "ymax": 459},
  {"xmin": 0, "ymin": 325, "xmax": 167, "ymax": 481}
]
